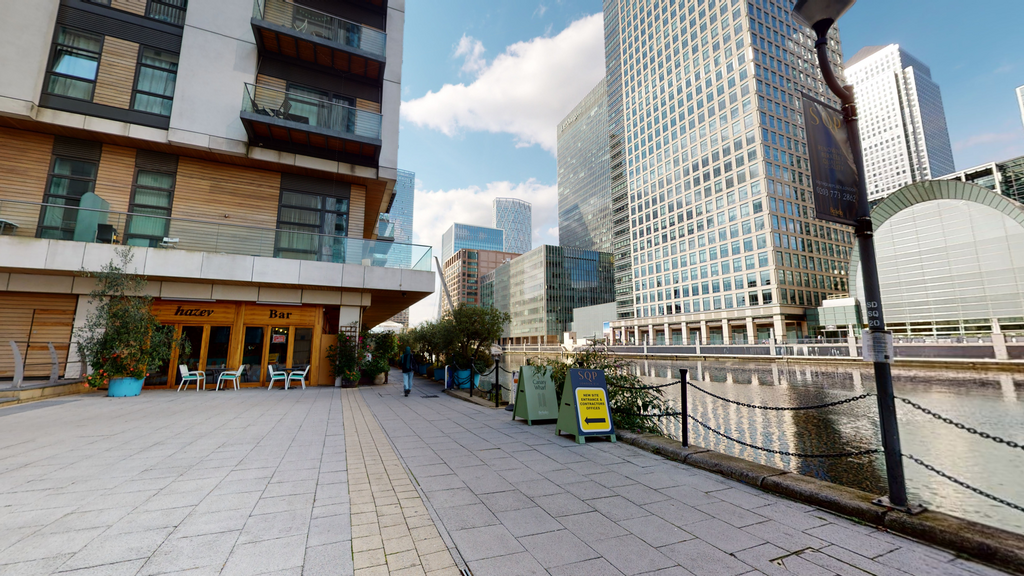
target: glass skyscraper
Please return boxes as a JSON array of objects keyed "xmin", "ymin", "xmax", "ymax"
[
  {"xmin": 492, "ymin": 198, "xmax": 532, "ymax": 254},
  {"xmin": 607, "ymin": 0, "xmax": 856, "ymax": 345},
  {"xmin": 845, "ymin": 45, "xmax": 955, "ymax": 200},
  {"xmin": 441, "ymin": 223, "xmax": 504, "ymax": 262},
  {"xmin": 558, "ymin": 80, "xmax": 613, "ymax": 254},
  {"xmin": 605, "ymin": 0, "xmax": 634, "ymax": 321},
  {"xmin": 387, "ymin": 169, "xmax": 415, "ymax": 326}
]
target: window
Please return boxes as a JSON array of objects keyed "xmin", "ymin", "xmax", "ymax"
[
  {"xmin": 275, "ymin": 191, "xmax": 349, "ymax": 261},
  {"xmin": 133, "ymin": 48, "xmax": 179, "ymax": 116},
  {"xmin": 125, "ymin": 171, "xmax": 175, "ymax": 247},
  {"xmin": 147, "ymin": 0, "xmax": 187, "ymax": 26},
  {"xmin": 38, "ymin": 157, "xmax": 99, "ymax": 240},
  {"xmin": 46, "ymin": 28, "xmax": 102, "ymax": 100}
]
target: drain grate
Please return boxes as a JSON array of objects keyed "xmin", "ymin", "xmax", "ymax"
[{"xmin": 420, "ymin": 394, "xmax": 438, "ymax": 398}]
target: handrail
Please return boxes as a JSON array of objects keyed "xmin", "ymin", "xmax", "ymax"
[
  {"xmin": 4, "ymin": 341, "xmax": 83, "ymax": 389},
  {"xmin": 242, "ymin": 83, "xmax": 383, "ymax": 141},
  {"xmin": 253, "ymin": 0, "xmax": 386, "ymax": 58}
]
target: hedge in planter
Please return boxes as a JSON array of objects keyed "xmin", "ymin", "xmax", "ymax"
[{"xmin": 77, "ymin": 248, "xmax": 186, "ymax": 396}]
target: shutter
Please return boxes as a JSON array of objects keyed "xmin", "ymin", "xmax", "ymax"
[
  {"xmin": 52, "ymin": 136, "xmax": 102, "ymax": 162},
  {"xmin": 56, "ymin": 6, "xmax": 182, "ymax": 51},
  {"xmin": 135, "ymin": 150, "xmax": 179, "ymax": 172},
  {"xmin": 281, "ymin": 174, "xmax": 351, "ymax": 199}
]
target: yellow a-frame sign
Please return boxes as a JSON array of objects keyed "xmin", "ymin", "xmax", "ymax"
[{"xmin": 556, "ymin": 369, "xmax": 616, "ymax": 444}]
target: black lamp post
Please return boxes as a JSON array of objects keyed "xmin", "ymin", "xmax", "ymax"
[{"xmin": 791, "ymin": 0, "xmax": 913, "ymax": 511}]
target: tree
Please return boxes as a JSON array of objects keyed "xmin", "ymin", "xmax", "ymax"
[{"xmin": 438, "ymin": 304, "xmax": 510, "ymax": 372}]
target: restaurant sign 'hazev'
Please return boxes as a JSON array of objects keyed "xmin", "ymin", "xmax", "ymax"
[{"xmin": 800, "ymin": 92, "xmax": 859, "ymax": 226}]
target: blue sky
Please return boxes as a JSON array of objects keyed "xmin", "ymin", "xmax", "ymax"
[{"xmin": 400, "ymin": 0, "xmax": 1024, "ymax": 324}]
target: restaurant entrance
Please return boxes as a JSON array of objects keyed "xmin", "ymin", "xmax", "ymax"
[{"xmin": 152, "ymin": 300, "xmax": 324, "ymax": 388}]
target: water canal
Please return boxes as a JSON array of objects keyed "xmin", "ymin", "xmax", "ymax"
[{"xmin": 499, "ymin": 354, "xmax": 1024, "ymax": 535}]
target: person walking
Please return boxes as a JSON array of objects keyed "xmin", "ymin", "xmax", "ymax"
[{"xmin": 400, "ymin": 346, "xmax": 416, "ymax": 397}]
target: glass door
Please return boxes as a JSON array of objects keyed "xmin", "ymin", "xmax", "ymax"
[
  {"xmin": 242, "ymin": 326, "xmax": 266, "ymax": 383},
  {"xmin": 268, "ymin": 327, "xmax": 290, "ymax": 371}
]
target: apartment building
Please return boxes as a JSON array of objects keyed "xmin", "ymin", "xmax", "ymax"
[
  {"xmin": 0, "ymin": 0, "xmax": 433, "ymax": 387},
  {"xmin": 606, "ymin": 0, "xmax": 856, "ymax": 346},
  {"xmin": 440, "ymin": 248, "xmax": 518, "ymax": 314}
]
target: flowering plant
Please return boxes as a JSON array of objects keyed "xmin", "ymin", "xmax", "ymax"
[{"xmin": 76, "ymin": 248, "xmax": 186, "ymax": 387}]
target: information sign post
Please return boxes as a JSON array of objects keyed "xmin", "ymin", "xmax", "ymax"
[
  {"xmin": 556, "ymin": 369, "xmax": 616, "ymax": 444},
  {"xmin": 512, "ymin": 366, "xmax": 558, "ymax": 425}
]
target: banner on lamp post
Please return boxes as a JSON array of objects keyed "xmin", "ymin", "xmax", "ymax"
[{"xmin": 800, "ymin": 92, "xmax": 859, "ymax": 226}]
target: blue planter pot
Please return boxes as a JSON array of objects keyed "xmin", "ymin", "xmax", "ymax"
[
  {"xmin": 433, "ymin": 368, "xmax": 444, "ymax": 381},
  {"xmin": 108, "ymin": 377, "xmax": 144, "ymax": 397},
  {"xmin": 456, "ymin": 369, "xmax": 472, "ymax": 389},
  {"xmin": 418, "ymin": 365, "xmax": 428, "ymax": 376}
]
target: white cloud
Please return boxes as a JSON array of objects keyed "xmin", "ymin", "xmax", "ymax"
[
  {"xmin": 407, "ymin": 180, "xmax": 559, "ymax": 326},
  {"xmin": 401, "ymin": 14, "xmax": 606, "ymax": 154},
  {"xmin": 453, "ymin": 35, "xmax": 487, "ymax": 76}
]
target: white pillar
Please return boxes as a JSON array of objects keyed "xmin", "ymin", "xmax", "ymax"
[
  {"xmin": 663, "ymin": 323, "xmax": 670, "ymax": 345},
  {"xmin": 633, "ymin": 326, "xmax": 640, "ymax": 345},
  {"xmin": 773, "ymin": 315, "xmax": 786, "ymax": 344},
  {"xmin": 699, "ymin": 320, "xmax": 708, "ymax": 344},
  {"xmin": 647, "ymin": 324, "xmax": 654, "ymax": 345},
  {"xmin": 993, "ymin": 318, "xmax": 1009, "ymax": 361},
  {"xmin": 746, "ymin": 316, "xmax": 755, "ymax": 345},
  {"xmin": 721, "ymin": 319, "xmax": 730, "ymax": 345}
]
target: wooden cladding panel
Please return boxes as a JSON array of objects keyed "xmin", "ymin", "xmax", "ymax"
[
  {"xmin": 0, "ymin": 293, "xmax": 77, "ymax": 378},
  {"xmin": 111, "ymin": 0, "xmax": 147, "ymax": 16},
  {"xmin": 94, "ymin": 37, "xmax": 139, "ymax": 110},
  {"xmin": 355, "ymin": 99, "xmax": 380, "ymax": 114},
  {"xmin": 349, "ymin": 184, "xmax": 366, "ymax": 239},
  {"xmin": 243, "ymin": 304, "xmax": 317, "ymax": 327},
  {"xmin": 254, "ymin": 74, "xmax": 287, "ymax": 111},
  {"xmin": 94, "ymin": 144, "xmax": 137, "ymax": 213},
  {"xmin": 0, "ymin": 128, "xmax": 53, "ymax": 235},
  {"xmin": 263, "ymin": 0, "xmax": 294, "ymax": 27}
]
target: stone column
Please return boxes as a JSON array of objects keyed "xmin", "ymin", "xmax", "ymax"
[
  {"xmin": 746, "ymin": 316, "xmax": 755, "ymax": 345},
  {"xmin": 681, "ymin": 324, "xmax": 689, "ymax": 345},
  {"xmin": 721, "ymin": 319, "xmax": 731, "ymax": 345},
  {"xmin": 773, "ymin": 315, "xmax": 786, "ymax": 344},
  {"xmin": 663, "ymin": 323, "xmax": 671, "ymax": 345},
  {"xmin": 647, "ymin": 324, "xmax": 655, "ymax": 345},
  {"xmin": 699, "ymin": 320, "xmax": 708, "ymax": 345},
  {"xmin": 633, "ymin": 326, "xmax": 640, "ymax": 345}
]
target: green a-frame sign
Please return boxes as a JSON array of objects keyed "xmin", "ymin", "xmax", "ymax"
[{"xmin": 512, "ymin": 366, "xmax": 558, "ymax": 425}]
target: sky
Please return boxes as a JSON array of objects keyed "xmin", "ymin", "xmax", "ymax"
[{"xmin": 398, "ymin": 0, "xmax": 1024, "ymax": 326}]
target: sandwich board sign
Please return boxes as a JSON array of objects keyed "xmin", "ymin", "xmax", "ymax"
[
  {"xmin": 556, "ymin": 368, "xmax": 617, "ymax": 444},
  {"xmin": 512, "ymin": 366, "xmax": 558, "ymax": 425}
]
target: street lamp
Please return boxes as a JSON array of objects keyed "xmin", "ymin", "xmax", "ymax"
[{"xmin": 791, "ymin": 0, "xmax": 915, "ymax": 512}]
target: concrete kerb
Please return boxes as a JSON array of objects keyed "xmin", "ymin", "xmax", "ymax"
[{"xmin": 617, "ymin": 430, "xmax": 1024, "ymax": 575}]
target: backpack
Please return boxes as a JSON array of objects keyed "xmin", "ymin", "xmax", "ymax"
[{"xmin": 401, "ymin": 353, "xmax": 414, "ymax": 372}]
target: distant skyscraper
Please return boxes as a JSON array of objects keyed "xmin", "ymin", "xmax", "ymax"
[
  {"xmin": 492, "ymin": 198, "xmax": 532, "ymax": 254},
  {"xmin": 388, "ymin": 169, "xmax": 415, "ymax": 327},
  {"xmin": 558, "ymin": 79, "xmax": 614, "ymax": 254},
  {"xmin": 1017, "ymin": 85, "xmax": 1024, "ymax": 132},
  {"xmin": 845, "ymin": 45, "xmax": 956, "ymax": 200},
  {"xmin": 441, "ymin": 223, "xmax": 504, "ymax": 262},
  {"xmin": 604, "ymin": 0, "xmax": 633, "ymax": 321}
]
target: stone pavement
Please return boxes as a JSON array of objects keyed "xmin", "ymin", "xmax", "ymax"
[
  {"xmin": 0, "ymin": 375, "xmax": 1008, "ymax": 575},
  {"xmin": 365, "ymin": 369, "xmax": 1007, "ymax": 576}
]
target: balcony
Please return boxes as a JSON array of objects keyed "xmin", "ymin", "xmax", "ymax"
[
  {"xmin": 240, "ymin": 83, "xmax": 382, "ymax": 165},
  {"xmin": 252, "ymin": 0, "xmax": 385, "ymax": 81},
  {"xmin": 0, "ymin": 199, "xmax": 431, "ymax": 271}
]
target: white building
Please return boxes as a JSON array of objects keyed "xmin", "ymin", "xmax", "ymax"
[{"xmin": 844, "ymin": 44, "xmax": 955, "ymax": 200}]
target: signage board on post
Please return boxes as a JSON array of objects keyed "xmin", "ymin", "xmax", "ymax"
[
  {"xmin": 512, "ymin": 366, "xmax": 558, "ymax": 425},
  {"xmin": 800, "ymin": 92, "xmax": 859, "ymax": 226},
  {"xmin": 556, "ymin": 369, "xmax": 617, "ymax": 444}
]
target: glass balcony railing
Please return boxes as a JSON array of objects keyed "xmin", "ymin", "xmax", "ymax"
[
  {"xmin": 0, "ymin": 199, "xmax": 431, "ymax": 272},
  {"xmin": 252, "ymin": 0, "xmax": 386, "ymax": 59},
  {"xmin": 242, "ymin": 83, "xmax": 383, "ymax": 142}
]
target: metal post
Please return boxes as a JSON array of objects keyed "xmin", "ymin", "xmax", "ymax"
[
  {"xmin": 494, "ymin": 355, "xmax": 500, "ymax": 408},
  {"xmin": 679, "ymin": 369, "xmax": 688, "ymax": 448},
  {"xmin": 815, "ymin": 36, "xmax": 909, "ymax": 510}
]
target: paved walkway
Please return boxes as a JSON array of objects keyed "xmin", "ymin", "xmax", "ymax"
[{"xmin": 0, "ymin": 373, "xmax": 1007, "ymax": 575}]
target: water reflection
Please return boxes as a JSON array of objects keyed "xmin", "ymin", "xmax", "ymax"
[{"xmin": 500, "ymin": 354, "xmax": 1024, "ymax": 535}]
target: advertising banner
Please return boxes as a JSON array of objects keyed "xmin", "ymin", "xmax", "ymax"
[{"xmin": 800, "ymin": 92, "xmax": 860, "ymax": 226}]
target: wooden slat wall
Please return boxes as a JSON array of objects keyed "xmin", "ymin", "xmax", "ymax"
[
  {"xmin": 111, "ymin": 0, "xmax": 147, "ymax": 16},
  {"xmin": 0, "ymin": 294, "xmax": 77, "ymax": 378},
  {"xmin": 355, "ymin": 99, "xmax": 380, "ymax": 114},
  {"xmin": 0, "ymin": 128, "xmax": 53, "ymax": 236},
  {"xmin": 94, "ymin": 144, "xmax": 137, "ymax": 213},
  {"xmin": 169, "ymin": 158, "xmax": 281, "ymax": 257},
  {"xmin": 254, "ymin": 74, "xmax": 288, "ymax": 111},
  {"xmin": 349, "ymin": 184, "xmax": 365, "ymax": 239},
  {"xmin": 94, "ymin": 37, "xmax": 139, "ymax": 110},
  {"xmin": 263, "ymin": 0, "xmax": 294, "ymax": 27}
]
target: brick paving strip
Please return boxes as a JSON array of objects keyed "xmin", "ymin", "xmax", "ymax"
[
  {"xmin": 341, "ymin": 387, "xmax": 462, "ymax": 576},
  {"xmin": 360, "ymin": 368, "xmax": 1010, "ymax": 576}
]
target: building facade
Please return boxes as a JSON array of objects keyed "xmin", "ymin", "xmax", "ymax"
[
  {"xmin": 1017, "ymin": 85, "xmax": 1024, "ymax": 132},
  {"xmin": 604, "ymin": 0, "xmax": 634, "ymax": 321},
  {"xmin": 482, "ymin": 245, "xmax": 614, "ymax": 345},
  {"xmin": 0, "ymin": 0, "xmax": 434, "ymax": 387},
  {"xmin": 492, "ymin": 197, "xmax": 531, "ymax": 255},
  {"xmin": 849, "ymin": 180, "xmax": 1024, "ymax": 345},
  {"xmin": 557, "ymin": 80, "xmax": 613, "ymax": 254},
  {"xmin": 844, "ymin": 44, "xmax": 956, "ymax": 200},
  {"xmin": 606, "ymin": 0, "xmax": 857, "ymax": 346},
  {"xmin": 440, "ymin": 248, "xmax": 518, "ymax": 315},
  {"xmin": 440, "ymin": 222, "xmax": 503, "ymax": 262},
  {"xmin": 387, "ymin": 168, "xmax": 415, "ymax": 326},
  {"xmin": 940, "ymin": 155, "xmax": 1024, "ymax": 205}
]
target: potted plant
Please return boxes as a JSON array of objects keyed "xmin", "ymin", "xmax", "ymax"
[
  {"xmin": 362, "ymin": 330, "xmax": 398, "ymax": 385},
  {"xmin": 77, "ymin": 248, "xmax": 185, "ymax": 397},
  {"xmin": 326, "ymin": 329, "xmax": 360, "ymax": 387}
]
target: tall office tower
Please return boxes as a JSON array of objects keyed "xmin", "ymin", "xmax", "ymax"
[
  {"xmin": 1017, "ymin": 85, "xmax": 1024, "ymax": 132},
  {"xmin": 492, "ymin": 197, "xmax": 532, "ymax": 254},
  {"xmin": 607, "ymin": 0, "xmax": 858, "ymax": 346},
  {"xmin": 388, "ymin": 169, "xmax": 415, "ymax": 326},
  {"xmin": 845, "ymin": 45, "xmax": 955, "ymax": 200},
  {"xmin": 605, "ymin": 0, "xmax": 634, "ymax": 320},
  {"xmin": 0, "ymin": 0, "xmax": 435, "ymax": 386},
  {"xmin": 441, "ymin": 223, "xmax": 504, "ymax": 262},
  {"xmin": 441, "ymin": 248, "xmax": 519, "ymax": 315},
  {"xmin": 558, "ymin": 80, "xmax": 613, "ymax": 253}
]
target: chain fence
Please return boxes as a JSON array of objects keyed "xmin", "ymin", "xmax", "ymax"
[
  {"xmin": 903, "ymin": 454, "xmax": 1024, "ymax": 514},
  {"xmin": 896, "ymin": 397, "xmax": 1023, "ymax": 451}
]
